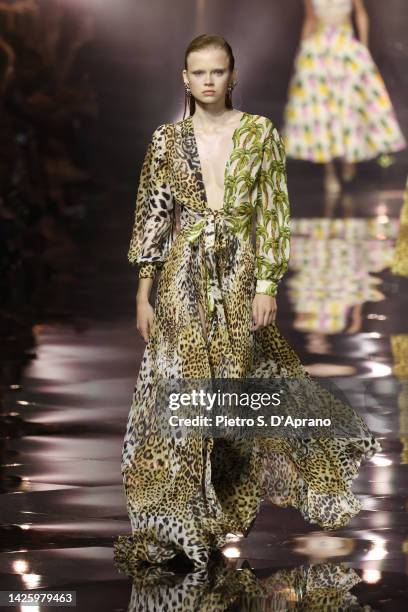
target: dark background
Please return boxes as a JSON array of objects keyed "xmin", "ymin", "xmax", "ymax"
[
  {"xmin": 90, "ymin": 0, "xmax": 408, "ymax": 179},
  {"xmin": 1, "ymin": 0, "xmax": 407, "ymax": 317},
  {"xmin": 1, "ymin": 3, "xmax": 408, "ymax": 607}
]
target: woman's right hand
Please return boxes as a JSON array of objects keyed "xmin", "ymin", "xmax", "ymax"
[{"xmin": 136, "ymin": 297, "xmax": 155, "ymax": 342}]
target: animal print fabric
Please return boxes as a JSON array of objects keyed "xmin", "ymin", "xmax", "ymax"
[
  {"xmin": 114, "ymin": 113, "xmax": 380, "ymax": 572},
  {"xmin": 119, "ymin": 557, "xmax": 365, "ymax": 611}
]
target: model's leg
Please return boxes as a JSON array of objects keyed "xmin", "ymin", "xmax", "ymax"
[
  {"xmin": 323, "ymin": 190, "xmax": 340, "ymax": 217},
  {"xmin": 342, "ymin": 161, "xmax": 357, "ymax": 182},
  {"xmin": 324, "ymin": 162, "xmax": 341, "ymax": 194}
]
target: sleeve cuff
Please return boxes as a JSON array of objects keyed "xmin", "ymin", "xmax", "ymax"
[
  {"xmin": 255, "ymin": 279, "xmax": 278, "ymax": 297},
  {"xmin": 138, "ymin": 262, "xmax": 157, "ymax": 279}
]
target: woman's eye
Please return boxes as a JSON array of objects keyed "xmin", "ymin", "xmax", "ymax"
[{"xmin": 214, "ymin": 70, "xmax": 224, "ymax": 75}]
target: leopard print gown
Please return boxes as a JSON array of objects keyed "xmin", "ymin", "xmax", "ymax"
[
  {"xmin": 113, "ymin": 113, "xmax": 380, "ymax": 571},
  {"xmin": 121, "ymin": 560, "xmax": 365, "ymax": 611}
]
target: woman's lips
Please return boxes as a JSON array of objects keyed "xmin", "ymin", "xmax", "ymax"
[{"xmin": 203, "ymin": 91, "xmax": 215, "ymax": 95}]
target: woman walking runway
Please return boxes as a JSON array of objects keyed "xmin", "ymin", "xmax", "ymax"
[
  {"xmin": 283, "ymin": 0, "xmax": 406, "ymax": 191},
  {"xmin": 114, "ymin": 34, "xmax": 380, "ymax": 573}
]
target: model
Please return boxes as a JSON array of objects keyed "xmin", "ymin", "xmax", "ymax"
[
  {"xmin": 282, "ymin": 0, "xmax": 406, "ymax": 192},
  {"xmin": 113, "ymin": 34, "xmax": 380, "ymax": 573}
]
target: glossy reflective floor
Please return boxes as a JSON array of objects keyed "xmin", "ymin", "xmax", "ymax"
[
  {"xmin": 1, "ymin": 159, "xmax": 408, "ymax": 610},
  {"xmin": 2, "ymin": 0, "xmax": 408, "ymax": 607}
]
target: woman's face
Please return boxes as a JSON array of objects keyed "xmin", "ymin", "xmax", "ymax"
[{"xmin": 183, "ymin": 46, "xmax": 235, "ymax": 107}]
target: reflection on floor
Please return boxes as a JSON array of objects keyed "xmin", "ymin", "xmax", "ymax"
[
  {"xmin": 1, "ymin": 170, "xmax": 408, "ymax": 610},
  {"xmin": 288, "ymin": 214, "xmax": 397, "ymax": 336}
]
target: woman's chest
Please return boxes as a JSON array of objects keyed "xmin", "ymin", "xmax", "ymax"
[
  {"xmin": 166, "ymin": 120, "xmax": 264, "ymax": 208},
  {"xmin": 195, "ymin": 127, "xmax": 236, "ymax": 178},
  {"xmin": 312, "ymin": 0, "xmax": 352, "ymax": 14}
]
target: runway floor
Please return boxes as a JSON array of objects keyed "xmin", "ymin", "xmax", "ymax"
[{"xmin": 1, "ymin": 159, "xmax": 408, "ymax": 610}]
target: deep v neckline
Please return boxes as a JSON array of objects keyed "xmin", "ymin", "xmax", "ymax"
[{"xmin": 187, "ymin": 111, "xmax": 247, "ymax": 213}]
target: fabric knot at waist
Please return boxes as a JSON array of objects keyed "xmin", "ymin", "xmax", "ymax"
[
  {"xmin": 182, "ymin": 209, "xmax": 228, "ymax": 317},
  {"xmin": 183, "ymin": 208, "xmax": 228, "ymax": 254}
]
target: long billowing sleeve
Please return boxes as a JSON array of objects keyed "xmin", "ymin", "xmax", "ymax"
[
  {"xmin": 254, "ymin": 120, "xmax": 291, "ymax": 296},
  {"xmin": 127, "ymin": 124, "xmax": 175, "ymax": 279}
]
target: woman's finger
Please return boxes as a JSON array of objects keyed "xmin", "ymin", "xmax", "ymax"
[
  {"xmin": 251, "ymin": 303, "xmax": 259, "ymax": 329},
  {"xmin": 261, "ymin": 309, "xmax": 269, "ymax": 327}
]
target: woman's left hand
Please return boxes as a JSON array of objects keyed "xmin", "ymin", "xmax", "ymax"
[{"xmin": 250, "ymin": 294, "xmax": 277, "ymax": 331}]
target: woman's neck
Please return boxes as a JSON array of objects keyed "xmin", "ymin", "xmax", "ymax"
[{"xmin": 193, "ymin": 104, "xmax": 236, "ymax": 128}]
